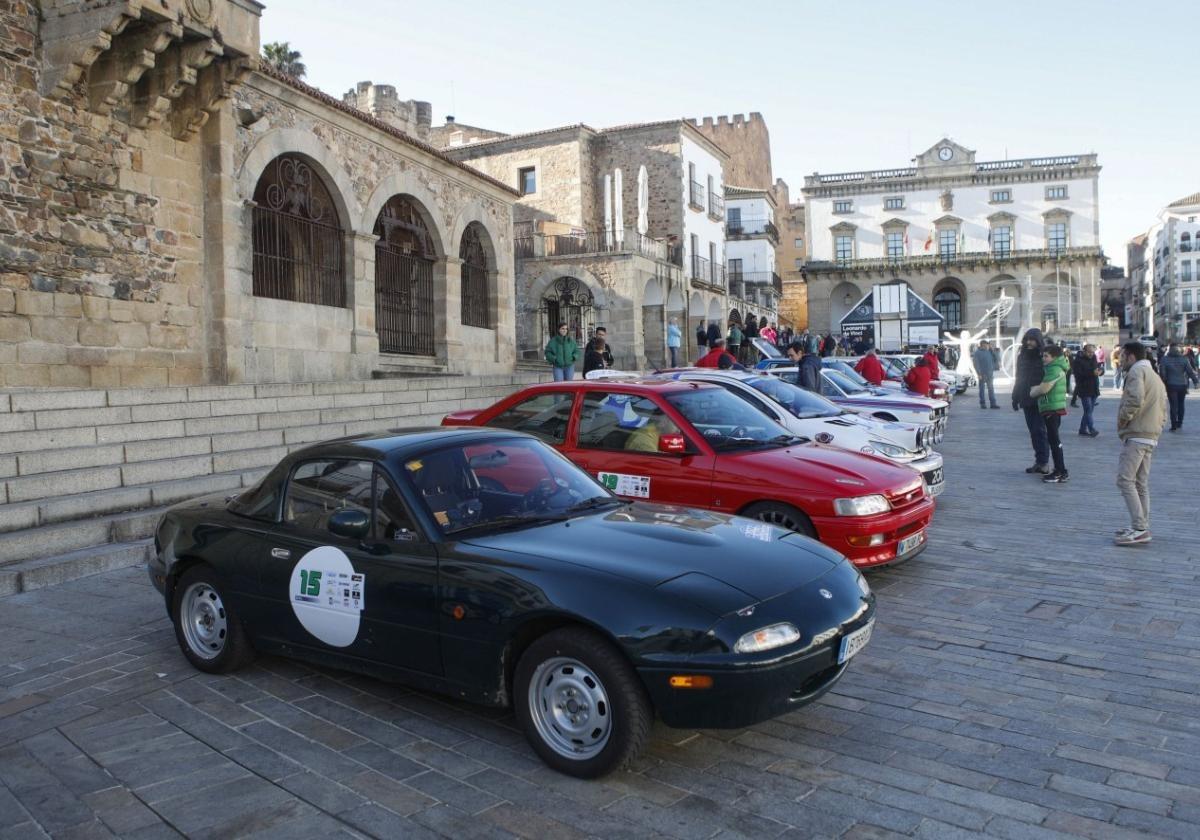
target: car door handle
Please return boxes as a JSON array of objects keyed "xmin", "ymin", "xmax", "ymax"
[{"xmin": 271, "ymin": 548, "xmax": 291, "ymax": 560}]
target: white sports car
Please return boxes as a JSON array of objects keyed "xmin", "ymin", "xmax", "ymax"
[{"xmin": 655, "ymin": 369, "xmax": 945, "ymax": 496}]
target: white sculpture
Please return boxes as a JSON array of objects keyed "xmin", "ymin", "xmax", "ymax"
[
  {"xmin": 636, "ymin": 165, "xmax": 648, "ymax": 235},
  {"xmin": 603, "ymin": 174, "xmax": 613, "ymax": 247},
  {"xmin": 945, "ymin": 328, "xmax": 988, "ymax": 376}
]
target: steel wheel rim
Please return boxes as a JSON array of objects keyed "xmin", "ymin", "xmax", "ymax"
[
  {"xmin": 757, "ymin": 508, "xmax": 799, "ymax": 532},
  {"xmin": 181, "ymin": 582, "xmax": 227, "ymax": 660},
  {"xmin": 528, "ymin": 656, "xmax": 611, "ymax": 760}
]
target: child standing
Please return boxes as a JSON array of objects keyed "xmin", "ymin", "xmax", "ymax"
[{"xmin": 1030, "ymin": 345, "xmax": 1070, "ymax": 483}]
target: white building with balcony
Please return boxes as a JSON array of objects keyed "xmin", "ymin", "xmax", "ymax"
[
  {"xmin": 724, "ymin": 185, "xmax": 781, "ymax": 319},
  {"xmin": 1128, "ymin": 192, "xmax": 1200, "ymax": 341},
  {"xmin": 801, "ymin": 138, "xmax": 1106, "ymax": 343}
]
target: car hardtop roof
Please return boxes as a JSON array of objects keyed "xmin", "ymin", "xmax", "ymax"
[
  {"xmin": 655, "ymin": 368, "xmax": 761, "ymax": 382},
  {"xmin": 287, "ymin": 426, "xmax": 529, "ymax": 462},
  {"xmin": 525, "ymin": 377, "xmax": 719, "ymax": 394}
]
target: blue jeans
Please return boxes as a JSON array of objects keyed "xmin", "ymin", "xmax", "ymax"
[
  {"xmin": 552, "ymin": 366, "xmax": 574, "ymax": 381},
  {"xmin": 1167, "ymin": 385, "xmax": 1186, "ymax": 428},
  {"xmin": 668, "ymin": 346, "xmax": 678, "ymax": 367},
  {"xmin": 1078, "ymin": 396, "xmax": 1097, "ymax": 433},
  {"xmin": 978, "ymin": 375, "xmax": 996, "ymax": 407},
  {"xmin": 1023, "ymin": 403, "xmax": 1050, "ymax": 466}
]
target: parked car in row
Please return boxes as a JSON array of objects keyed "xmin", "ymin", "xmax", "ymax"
[
  {"xmin": 150, "ymin": 428, "xmax": 876, "ymax": 777},
  {"xmin": 651, "ymin": 369, "xmax": 944, "ymax": 496},
  {"xmin": 837, "ymin": 356, "xmax": 952, "ymax": 401},
  {"xmin": 444, "ymin": 378, "xmax": 935, "ymax": 567}
]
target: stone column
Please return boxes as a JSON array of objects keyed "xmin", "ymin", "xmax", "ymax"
[
  {"xmin": 349, "ymin": 231, "xmax": 379, "ymax": 378},
  {"xmin": 202, "ymin": 101, "xmax": 249, "ymax": 384},
  {"xmin": 439, "ymin": 256, "xmax": 463, "ymax": 368}
]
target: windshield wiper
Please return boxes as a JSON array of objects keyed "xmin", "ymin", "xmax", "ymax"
[
  {"xmin": 445, "ymin": 512, "xmax": 567, "ymax": 537},
  {"xmin": 564, "ymin": 496, "xmax": 625, "ymax": 514}
]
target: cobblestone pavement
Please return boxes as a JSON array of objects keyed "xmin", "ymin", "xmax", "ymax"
[{"xmin": 3, "ymin": 385, "xmax": 1200, "ymax": 839}]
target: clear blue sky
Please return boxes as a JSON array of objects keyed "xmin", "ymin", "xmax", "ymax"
[{"xmin": 262, "ymin": 0, "xmax": 1196, "ymax": 269}]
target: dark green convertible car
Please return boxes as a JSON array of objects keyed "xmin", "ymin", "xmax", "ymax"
[{"xmin": 150, "ymin": 427, "xmax": 875, "ymax": 777}]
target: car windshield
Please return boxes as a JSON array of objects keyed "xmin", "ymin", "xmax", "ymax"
[
  {"xmin": 403, "ymin": 437, "xmax": 619, "ymax": 537},
  {"xmin": 825, "ymin": 370, "xmax": 869, "ymax": 395},
  {"xmin": 826, "ymin": 362, "xmax": 870, "ymax": 388},
  {"xmin": 884, "ymin": 357, "xmax": 912, "ymax": 372},
  {"xmin": 740, "ymin": 375, "xmax": 843, "ymax": 419},
  {"xmin": 665, "ymin": 387, "xmax": 798, "ymax": 451}
]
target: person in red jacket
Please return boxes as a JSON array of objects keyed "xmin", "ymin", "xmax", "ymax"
[
  {"xmin": 695, "ymin": 338, "xmax": 738, "ymax": 369},
  {"xmin": 923, "ymin": 346, "xmax": 941, "ymax": 381},
  {"xmin": 854, "ymin": 349, "xmax": 885, "ymax": 386},
  {"xmin": 904, "ymin": 357, "xmax": 933, "ymax": 396}
]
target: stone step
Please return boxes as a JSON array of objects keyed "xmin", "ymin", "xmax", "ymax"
[
  {"xmin": 0, "ymin": 507, "xmax": 167, "ymax": 566},
  {"xmin": 0, "ymin": 539, "xmax": 154, "ymax": 596}
]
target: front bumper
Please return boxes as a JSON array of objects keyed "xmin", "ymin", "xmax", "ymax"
[
  {"xmin": 641, "ymin": 592, "xmax": 875, "ymax": 729},
  {"xmin": 812, "ymin": 497, "xmax": 935, "ymax": 568},
  {"xmin": 909, "ymin": 452, "xmax": 945, "ymax": 497}
]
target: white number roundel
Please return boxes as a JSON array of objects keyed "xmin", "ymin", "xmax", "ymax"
[{"xmin": 288, "ymin": 546, "xmax": 360, "ymax": 647}]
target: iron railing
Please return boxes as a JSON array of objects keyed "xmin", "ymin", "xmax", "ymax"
[
  {"xmin": 726, "ymin": 217, "xmax": 779, "ymax": 241},
  {"xmin": 808, "ymin": 246, "xmax": 1103, "ymax": 272},
  {"xmin": 375, "ymin": 244, "xmax": 434, "ymax": 355},
  {"xmin": 691, "ymin": 254, "xmax": 710, "ymax": 282},
  {"xmin": 252, "ymin": 206, "xmax": 345, "ymax": 307},
  {"xmin": 460, "ymin": 263, "xmax": 489, "ymax": 329},
  {"xmin": 689, "ymin": 181, "xmax": 706, "ymax": 210},
  {"xmin": 514, "ymin": 230, "xmax": 676, "ymax": 263},
  {"xmin": 708, "ymin": 193, "xmax": 724, "ymax": 220}
]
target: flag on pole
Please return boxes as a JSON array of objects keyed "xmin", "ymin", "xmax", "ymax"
[
  {"xmin": 904, "ymin": 232, "xmax": 910, "ymax": 255},
  {"xmin": 923, "ymin": 228, "xmax": 933, "ymax": 251},
  {"xmin": 960, "ymin": 230, "xmax": 966, "ymax": 254}
]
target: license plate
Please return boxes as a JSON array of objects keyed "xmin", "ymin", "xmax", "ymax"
[
  {"xmin": 897, "ymin": 531, "xmax": 924, "ymax": 556},
  {"xmin": 924, "ymin": 467, "xmax": 943, "ymax": 487},
  {"xmin": 838, "ymin": 620, "xmax": 873, "ymax": 664}
]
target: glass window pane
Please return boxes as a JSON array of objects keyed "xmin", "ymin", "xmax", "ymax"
[
  {"xmin": 486, "ymin": 392, "xmax": 574, "ymax": 444},
  {"xmin": 577, "ymin": 392, "xmax": 678, "ymax": 452},
  {"xmin": 284, "ymin": 460, "xmax": 374, "ymax": 531}
]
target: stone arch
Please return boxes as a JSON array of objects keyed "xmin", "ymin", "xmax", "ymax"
[
  {"xmin": 706, "ymin": 297, "xmax": 721, "ymax": 324},
  {"xmin": 524, "ymin": 267, "xmax": 612, "ymax": 364},
  {"xmin": 361, "ymin": 171, "xmax": 448, "ymax": 259},
  {"xmin": 239, "ymin": 129, "xmax": 358, "ymax": 230},
  {"xmin": 933, "ymin": 276, "xmax": 967, "ymax": 332},
  {"xmin": 450, "ymin": 200, "xmax": 505, "ymax": 271},
  {"xmin": 642, "ymin": 277, "xmax": 666, "ymax": 368},
  {"xmin": 458, "ymin": 221, "xmax": 494, "ymax": 329},
  {"xmin": 1039, "ymin": 272, "xmax": 1080, "ymax": 330},
  {"xmin": 830, "ymin": 281, "xmax": 863, "ymax": 333}
]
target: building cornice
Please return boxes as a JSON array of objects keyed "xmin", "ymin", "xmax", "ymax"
[{"xmin": 801, "ymin": 155, "xmax": 1101, "ymax": 199}]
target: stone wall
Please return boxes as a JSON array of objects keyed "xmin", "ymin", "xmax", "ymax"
[
  {"xmin": 593, "ymin": 125, "xmax": 684, "ymax": 243},
  {"xmin": 689, "ymin": 114, "xmax": 772, "ymax": 190}
]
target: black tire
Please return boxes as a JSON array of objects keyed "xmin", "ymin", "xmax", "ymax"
[
  {"xmin": 514, "ymin": 627, "xmax": 652, "ymax": 778},
  {"xmin": 742, "ymin": 501, "xmax": 818, "ymax": 539},
  {"xmin": 171, "ymin": 564, "xmax": 255, "ymax": 674}
]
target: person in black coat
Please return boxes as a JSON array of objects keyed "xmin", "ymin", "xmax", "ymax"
[
  {"xmin": 1072, "ymin": 344, "xmax": 1102, "ymax": 436},
  {"xmin": 787, "ymin": 340, "xmax": 823, "ymax": 392},
  {"xmin": 706, "ymin": 321, "xmax": 721, "ymax": 347},
  {"xmin": 696, "ymin": 322, "xmax": 707, "ymax": 350},
  {"xmin": 583, "ymin": 337, "xmax": 610, "ymax": 375},
  {"xmin": 1013, "ymin": 328, "xmax": 1050, "ymax": 473}
]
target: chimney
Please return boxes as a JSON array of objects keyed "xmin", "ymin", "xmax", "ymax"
[
  {"xmin": 445, "ymin": 115, "xmax": 455, "ymax": 124},
  {"xmin": 415, "ymin": 101, "xmax": 432, "ymax": 128}
]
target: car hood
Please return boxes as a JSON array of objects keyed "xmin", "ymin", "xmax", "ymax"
[
  {"xmin": 730, "ymin": 442, "xmax": 920, "ymax": 489},
  {"xmin": 462, "ymin": 502, "xmax": 842, "ymax": 602}
]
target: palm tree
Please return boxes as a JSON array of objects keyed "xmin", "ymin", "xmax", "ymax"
[{"xmin": 262, "ymin": 42, "xmax": 306, "ymax": 79}]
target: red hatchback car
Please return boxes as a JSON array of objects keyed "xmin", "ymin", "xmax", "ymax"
[{"xmin": 443, "ymin": 379, "xmax": 934, "ymax": 568}]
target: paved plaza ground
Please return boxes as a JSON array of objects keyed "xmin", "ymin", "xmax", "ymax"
[{"xmin": 2, "ymin": 383, "xmax": 1200, "ymax": 839}]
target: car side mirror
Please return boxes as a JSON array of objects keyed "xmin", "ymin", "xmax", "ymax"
[
  {"xmin": 658, "ymin": 433, "xmax": 686, "ymax": 454},
  {"xmin": 328, "ymin": 509, "xmax": 370, "ymax": 540}
]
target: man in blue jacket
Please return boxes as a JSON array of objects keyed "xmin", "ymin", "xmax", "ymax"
[{"xmin": 971, "ymin": 339, "xmax": 1000, "ymax": 409}]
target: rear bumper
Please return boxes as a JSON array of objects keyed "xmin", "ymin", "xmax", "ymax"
[{"xmin": 812, "ymin": 497, "xmax": 935, "ymax": 568}]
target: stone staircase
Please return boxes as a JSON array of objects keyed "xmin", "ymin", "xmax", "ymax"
[{"xmin": 0, "ymin": 373, "xmax": 544, "ymax": 595}]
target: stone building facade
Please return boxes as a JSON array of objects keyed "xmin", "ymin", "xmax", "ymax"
[
  {"xmin": 1127, "ymin": 191, "xmax": 1200, "ymax": 341},
  {"xmin": 802, "ymin": 138, "xmax": 1107, "ymax": 345},
  {"xmin": 774, "ymin": 179, "xmax": 808, "ymax": 330},
  {"xmin": 0, "ymin": 0, "xmax": 518, "ymax": 388},
  {"xmin": 444, "ymin": 120, "xmax": 743, "ymax": 368},
  {"xmin": 689, "ymin": 113, "xmax": 772, "ymax": 191}
]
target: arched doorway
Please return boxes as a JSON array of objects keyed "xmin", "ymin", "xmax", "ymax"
[
  {"xmin": 541, "ymin": 277, "xmax": 596, "ymax": 362},
  {"xmin": 706, "ymin": 297, "xmax": 721, "ymax": 330},
  {"xmin": 251, "ymin": 154, "xmax": 346, "ymax": 307},
  {"xmin": 642, "ymin": 277, "xmax": 665, "ymax": 368},
  {"xmin": 374, "ymin": 195, "xmax": 436, "ymax": 355},
  {"xmin": 830, "ymin": 281, "xmax": 862, "ymax": 333}
]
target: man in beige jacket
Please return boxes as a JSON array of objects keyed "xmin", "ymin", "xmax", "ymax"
[{"xmin": 1115, "ymin": 342, "xmax": 1168, "ymax": 545}]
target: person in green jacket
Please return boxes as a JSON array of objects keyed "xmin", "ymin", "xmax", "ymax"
[
  {"xmin": 545, "ymin": 323, "xmax": 579, "ymax": 381},
  {"xmin": 1029, "ymin": 344, "xmax": 1070, "ymax": 483}
]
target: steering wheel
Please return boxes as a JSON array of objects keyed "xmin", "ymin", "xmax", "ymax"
[
  {"xmin": 522, "ymin": 478, "xmax": 579, "ymax": 512},
  {"xmin": 729, "ymin": 425, "xmax": 749, "ymax": 439}
]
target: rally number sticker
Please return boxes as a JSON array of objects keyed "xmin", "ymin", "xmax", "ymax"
[
  {"xmin": 598, "ymin": 472, "xmax": 651, "ymax": 498},
  {"xmin": 289, "ymin": 546, "xmax": 365, "ymax": 648}
]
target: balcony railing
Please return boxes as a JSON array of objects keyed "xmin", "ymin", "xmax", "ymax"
[
  {"xmin": 729, "ymin": 271, "xmax": 783, "ymax": 294},
  {"xmin": 514, "ymin": 229, "xmax": 681, "ymax": 266},
  {"xmin": 691, "ymin": 254, "xmax": 710, "ymax": 283},
  {"xmin": 725, "ymin": 217, "xmax": 779, "ymax": 242},
  {"xmin": 708, "ymin": 193, "xmax": 724, "ymax": 220},
  {"xmin": 807, "ymin": 245, "xmax": 1103, "ymax": 273},
  {"xmin": 689, "ymin": 181, "xmax": 706, "ymax": 211}
]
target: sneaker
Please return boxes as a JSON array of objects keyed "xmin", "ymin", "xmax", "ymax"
[
  {"xmin": 1088, "ymin": 429, "xmax": 1099, "ymax": 437},
  {"xmin": 1115, "ymin": 529, "xmax": 1151, "ymax": 546},
  {"xmin": 1042, "ymin": 472, "xmax": 1069, "ymax": 483},
  {"xmin": 1114, "ymin": 527, "xmax": 1136, "ymax": 538},
  {"xmin": 1025, "ymin": 463, "xmax": 1048, "ymax": 474},
  {"xmin": 990, "ymin": 404, "xmax": 1000, "ymax": 409},
  {"xmin": 979, "ymin": 405, "xmax": 987, "ymax": 410},
  {"xmin": 1078, "ymin": 430, "xmax": 1089, "ymax": 436}
]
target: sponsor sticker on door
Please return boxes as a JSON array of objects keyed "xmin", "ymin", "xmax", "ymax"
[{"xmin": 598, "ymin": 472, "xmax": 651, "ymax": 498}]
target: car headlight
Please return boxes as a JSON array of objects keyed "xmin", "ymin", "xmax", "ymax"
[
  {"xmin": 734, "ymin": 622, "xmax": 801, "ymax": 653},
  {"xmin": 833, "ymin": 494, "xmax": 890, "ymax": 516},
  {"xmin": 866, "ymin": 440, "xmax": 908, "ymax": 459},
  {"xmin": 855, "ymin": 570, "xmax": 871, "ymax": 597}
]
